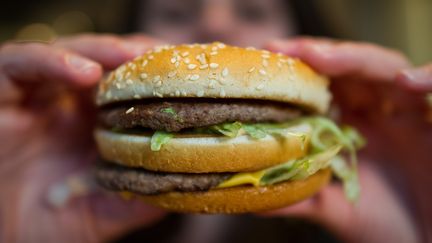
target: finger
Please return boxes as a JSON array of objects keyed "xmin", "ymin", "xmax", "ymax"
[
  {"xmin": 0, "ymin": 42, "xmax": 102, "ymax": 87},
  {"xmin": 265, "ymin": 38, "xmax": 411, "ymax": 81},
  {"xmin": 258, "ymin": 163, "xmax": 417, "ymax": 243},
  {"xmin": 55, "ymin": 34, "xmax": 166, "ymax": 69},
  {"xmin": 260, "ymin": 184, "xmax": 352, "ymax": 234},
  {"xmin": 396, "ymin": 64, "xmax": 432, "ymax": 92}
]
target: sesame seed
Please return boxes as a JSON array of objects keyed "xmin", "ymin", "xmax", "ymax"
[
  {"xmin": 200, "ymin": 64, "xmax": 209, "ymax": 69},
  {"xmin": 190, "ymin": 74, "xmax": 200, "ymax": 81},
  {"xmin": 210, "ymin": 63, "xmax": 219, "ymax": 69},
  {"xmin": 197, "ymin": 53, "xmax": 206, "ymax": 64},
  {"xmin": 148, "ymin": 55, "xmax": 154, "ymax": 60},
  {"xmin": 115, "ymin": 83, "xmax": 122, "ymax": 89},
  {"xmin": 217, "ymin": 43, "xmax": 226, "ymax": 49},
  {"xmin": 125, "ymin": 72, "xmax": 131, "ymax": 78},
  {"xmin": 246, "ymin": 47, "xmax": 256, "ymax": 51},
  {"xmin": 256, "ymin": 84, "xmax": 265, "ymax": 90},
  {"xmin": 181, "ymin": 91, "xmax": 187, "ymax": 96},
  {"xmin": 218, "ymin": 77, "xmax": 227, "ymax": 85},
  {"xmin": 211, "ymin": 46, "xmax": 218, "ymax": 52},
  {"xmin": 200, "ymin": 44, "xmax": 208, "ymax": 49},
  {"xmin": 222, "ymin": 67, "xmax": 229, "ymax": 77},
  {"xmin": 259, "ymin": 69, "xmax": 267, "ymax": 75},
  {"xmin": 140, "ymin": 73, "xmax": 148, "ymax": 79},
  {"xmin": 262, "ymin": 59, "xmax": 269, "ymax": 67},
  {"xmin": 184, "ymin": 58, "xmax": 190, "ymax": 64},
  {"xmin": 168, "ymin": 71, "xmax": 177, "ymax": 78},
  {"xmin": 155, "ymin": 81, "xmax": 162, "ymax": 87},
  {"xmin": 262, "ymin": 54, "xmax": 270, "ymax": 59},
  {"xmin": 153, "ymin": 75, "xmax": 161, "ymax": 82},
  {"xmin": 175, "ymin": 61, "xmax": 180, "ymax": 67},
  {"xmin": 185, "ymin": 74, "xmax": 191, "ymax": 80},
  {"xmin": 197, "ymin": 90, "xmax": 204, "ymax": 97},
  {"xmin": 248, "ymin": 67, "xmax": 256, "ymax": 73},
  {"xmin": 142, "ymin": 60, "xmax": 148, "ymax": 67},
  {"xmin": 106, "ymin": 91, "xmax": 112, "ymax": 99},
  {"xmin": 287, "ymin": 59, "xmax": 295, "ymax": 65},
  {"xmin": 125, "ymin": 107, "xmax": 134, "ymax": 114},
  {"xmin": 220, "ymin": 89, "xmax": 226, "ymax": 97},
  {"xmin": 126, "ymin": 79, "xmax": 133, "ymax": 85},
  {"xmin": 181, "ymin": 51, "xmax": 189, "ymax": 57},
  {"xmin": 188, "ymin": 64, "xmax": 197, "ymax": 70},
  {"xmin": 133, "ymin": 94, "xmax": 141, "ymax": 99},
  {"xmin": 210, "ymin": 51, "xmax": 218, "ymax": 56},
  {"xmin": 175, "ymin": 90, "xmax": 180, "ymax": 96},
  {"xmin": 170, "ymin": 57, "xmax": 177, "ymax": 64}
]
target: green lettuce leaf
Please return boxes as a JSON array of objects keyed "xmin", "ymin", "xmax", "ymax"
[
  {"xmin": 260, "ymin": 145, "xmax": 341, "ymax": 185},
  {"xmin": 242, "ymin": 124, "xmax": 267, "ymax": 139},
  {"xmin": 209, "ymin": 121, "xmax": 243, "ymax": 137},
  {"xmin": 150, "ymin": 131, "xmax": 173, "ymax": 151},
  {"xmin": 331, "ymin": 156, "xmax": 360, "ymax": 202}
]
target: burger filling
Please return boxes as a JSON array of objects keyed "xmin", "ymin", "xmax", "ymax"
[
  {"xmin": 97, "ymin": 99, "xmax": 364, "ymax": 201},
  {"xmin": 99, "ymin": 99, "xmax": 301, "ymax": 132}
]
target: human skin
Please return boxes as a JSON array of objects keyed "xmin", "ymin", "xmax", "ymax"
[
  {"xmin": 0, "ymin": 34, "xmax": 166, "ymax": 243},
  {"xmin": 263, "ymin": 38, "xmax": 432, "ymax": 243}
]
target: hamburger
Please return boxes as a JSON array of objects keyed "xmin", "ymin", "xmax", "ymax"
[{"xmin": 94, "ymin": 42, "xmax": 363, "ymax": 213}]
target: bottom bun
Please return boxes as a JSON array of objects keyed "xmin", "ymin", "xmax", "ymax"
[{"xmin": 132, "ymin": 169, "xmax": 331, "ymax": 214}]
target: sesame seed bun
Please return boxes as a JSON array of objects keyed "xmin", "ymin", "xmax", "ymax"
[
  {"xmin": 128, "ymin": 169, "xmax": 331, "ymax": 214},
  {"xmin": 96, "ymin": 42, "xmax": 330, "ymax": 113},
  {"xmin": 95, "ymin": 124, "xmax": 311, "ymax": 173}
]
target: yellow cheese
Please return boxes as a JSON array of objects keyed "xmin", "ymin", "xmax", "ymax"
[{"xmin": 217, "ymin": 170, "xmax": 266, "ymax": 188}]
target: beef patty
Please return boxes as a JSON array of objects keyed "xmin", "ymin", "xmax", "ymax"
[
  {"xmin": 99, "ymin": 100, "xmax": 301, "ymax": 132},
  {"xmin": 96, "ymin": 162, "xmax": 232, "ymax": 195}
]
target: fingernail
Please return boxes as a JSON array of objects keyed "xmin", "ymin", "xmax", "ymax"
[
  {"xmin": 399, "ymin": 69, "xmax": 430, "ymax": 86},
  {"xmin": 121, "ymin": 42, "xmax": 149, "ymax": 57},
  {"xmin": 67, "ymin": 55, "xmax": 99, "ymax": 74}
]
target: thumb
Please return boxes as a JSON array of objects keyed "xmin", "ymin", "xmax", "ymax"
[{"xmin": 258, "ymin": 163, "xmax": 418, "ymax": 243}]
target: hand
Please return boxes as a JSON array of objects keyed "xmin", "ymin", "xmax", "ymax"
[
  {"xmin": 0, "ymin": 34, "xmax": 166, "ymax": 243},
  {"xmin": 263, "ymin": 38, "xmax": 431, "ymax": 242}
]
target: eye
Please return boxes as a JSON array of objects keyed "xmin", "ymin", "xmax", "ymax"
[{"xmin": 236, "ymin": 4, "xmax": 270, "ymax": 23}]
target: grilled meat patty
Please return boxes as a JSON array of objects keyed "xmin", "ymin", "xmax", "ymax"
[
  {"xmin": 96, "ymin": 162, "xmax": 233, "ymax": 195},
  {"xmin": 99, "ymin": 100, "xmax": 301, "ymax": 132}
]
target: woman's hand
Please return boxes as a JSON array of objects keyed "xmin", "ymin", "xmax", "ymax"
[
  {"xmin": 263, "ymin": 38, "xmax": 431, "ymax": 243},
  {"xmin": 0, "ymin": 34, "xmax": 165, "ymax": 243}
]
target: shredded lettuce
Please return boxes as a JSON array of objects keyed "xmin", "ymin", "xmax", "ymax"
[
  {"xmin": 210, "ymin": 122, "xmax": 243, "ymax": 137},
  {"xmin": 260, "ymin": 145, "xmax": 341, "ymax": 185},
  {"xmin": 212, "ymin": 117, "xmax": 364, "ymax": 202},
  {"xmin": 150, "ymin": 131, "xmax": 173, "ymax": 151},
  {"xmin": 147, "ymin": 116, "xmax": 364, "ymax": 201},
  {"xmin": 331, "ymin": 156, "xmax": 360, "ymax": 202}
]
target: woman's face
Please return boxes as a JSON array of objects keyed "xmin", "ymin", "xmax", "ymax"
[{"xmin": 139, "ymin": 0, "xmax": 296, "ymax": 47}]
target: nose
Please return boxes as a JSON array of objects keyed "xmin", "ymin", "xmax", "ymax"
[{"xmin": 196, "ymin": 1, "xmax": 233, "ymax": 43}]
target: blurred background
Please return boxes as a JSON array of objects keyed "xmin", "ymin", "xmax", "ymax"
[
  {"xmin": 1, "ymin": 0, "xmax": 431, "ymax": 64},
  {"xmin": 1, "ymin": 0, "xmax": 430, "ymax": 242}
]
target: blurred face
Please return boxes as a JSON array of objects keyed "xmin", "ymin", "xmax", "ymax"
[{"xmin": 138, "ymin": 0, "xmax": 296, "ymax": 47}]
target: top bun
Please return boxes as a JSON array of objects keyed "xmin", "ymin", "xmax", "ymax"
[{"xmin": 97, "ymin": 42, "xmax": 330, "ymax": 113}]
